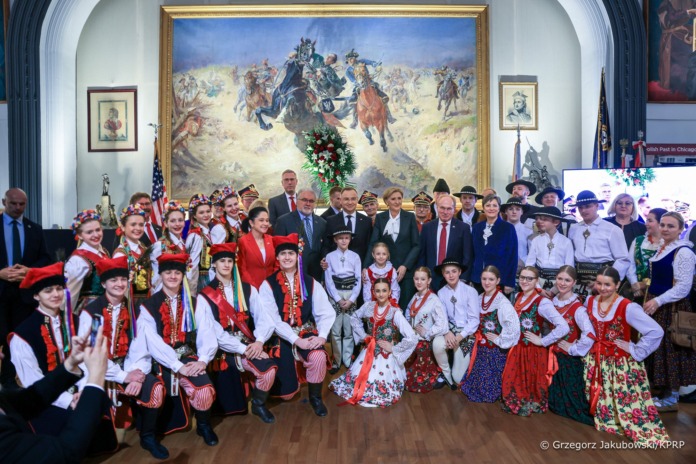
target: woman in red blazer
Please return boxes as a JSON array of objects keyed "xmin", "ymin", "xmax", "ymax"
[{"xmin": 237, "ymin": 206, "xmax": 277, "ymax": 288}]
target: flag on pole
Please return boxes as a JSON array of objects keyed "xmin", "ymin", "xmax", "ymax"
[
  {"xmin": 593, "ymin": 69, "xmax": 612, "ymax": 169},
  {"xmin": 632, "ymin": 132, "xmax": 645, "ymax": 168},
  {"xmin": 150, "ymin": 137, "xmax": 168, "ymax": 227},
  {"xmin": 512, "ymin": 125, "xmax": 522, "ymax": 181}
]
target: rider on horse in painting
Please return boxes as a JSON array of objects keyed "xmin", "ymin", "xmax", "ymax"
[
  {"xmin": 343, "ymin": 49, "xmax": 396, "ymax": 128},
  {"xmin": 435, "ymin": 65, "xmax": 459, "ymax": 100}
]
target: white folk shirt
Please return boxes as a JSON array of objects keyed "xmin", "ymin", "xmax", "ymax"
[
  {"xmin": 77, "ymin": 303, "xmax": 152, "ymax": 385},
  {"xmin": 112, "ymin": 238, "xmax": 144, "ymax": 259},
  {"xmin": 257, "ymin": 274, "xmax": 336, "ymax": 345},
  {"xmin": 571, "ymin": 296, "xmax": 664, "ymax": 361},
  {"xmin": 10, "ymin": 306, "xmax": 73, "ymax": 409},
  {"xmin": 510, "ymin": 221, "xmax": 533, "ymax": 264},
  {"xmin": 210, "ymin": 215, "xmax": 241, "ymax": 244},
  {"xmin": 405, "ymin": 292, "xmax": 449, "ymax": 341},
  {"xmin": 64, "ymin": 242, "xmax": 107, "ymax": 311},
  {"xmin": 526, "ymin": 232, "xmax": 575, "ymax": 269},
  {"xmin": 324, "ymin": 248, "xmax": 362, "ymax": 303},
  {"xmin": 569, "ymin": 217, "xmax": 630, "ymax": 279},
  {"xmin": 513, "ymin": 295, "xmax": 569, "ymax": 347},
  {"xmin": 195, "ymin": 281, "xmax": 275, "ymax": 364},
  {"xmin": 137, "ymin": 293, "xmax": 190, "ymax": 373},
  {"xmin": 459, "ymin": 209, "xmax": 476, "ymax": 227},
  {"xmin": 437, "ymin": 281, "xmax": 480, "ymax": 337}
]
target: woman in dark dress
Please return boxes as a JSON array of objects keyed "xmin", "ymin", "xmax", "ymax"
[{"xmin": 604, "ymin": 193, "xmax": 646, "ymax": 249}]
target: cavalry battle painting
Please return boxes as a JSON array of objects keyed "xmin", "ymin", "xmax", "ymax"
[{"xmin": 159, "ymin": 5, "xmax": 489, "ymax": 203}]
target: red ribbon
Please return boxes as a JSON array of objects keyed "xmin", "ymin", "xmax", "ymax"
[
  {"xmin": 587, "ymin": 333, "xmax": 617, "ymax": 416},
  {"xmin": 338, "ymin": 336, "xmax": 376, "ymax": 406},
  {"xmin": 546, "ymin": 345, "xmax": 558, "ymax": 387},
  {"xmin": 465, "ymin": 332, "xmax": 483, "ymax": 378}
]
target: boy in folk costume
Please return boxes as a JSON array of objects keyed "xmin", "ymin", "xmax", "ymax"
[
  {"xmin": 9, "ymin": 262, "xmax": 118, "ymax": 453},
  {"xmin": 258, "ymin": 234, "xmax": 336, "ymax": 416},
  {"xmin": 137, "ymin": 253, "xmax": 219, "ymax": 446},
  {"xmin": 78, "ymin": 256, "xmax": 168, "ymax": 460},
  {"xmin": 324, "ymin": 227, "xmax": 362, "ymax": 373},
  {"xmin": 525, "ymin": 206, "xmax": 574, "ymax": 295},
  {"xmin": 195, "ymin": 243, "xmax": 279, "ymax": 423}
]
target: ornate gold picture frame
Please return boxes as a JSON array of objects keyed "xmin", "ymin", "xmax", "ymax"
[{"xmin": 159, "ymin": 4, "xmax": 490, "ymax": 205}]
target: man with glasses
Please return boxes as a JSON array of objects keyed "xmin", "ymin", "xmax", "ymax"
[
  {"xmin": 418, "ymin": 195, "xmax": 473, "ymax": 290},
  {"xmin": 274, "ymin": 189, "xmax": 327, "ymax": 282}
]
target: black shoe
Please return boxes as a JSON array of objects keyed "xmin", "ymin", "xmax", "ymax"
[
  {"xmin": 196, "ymin": 423, "xmax": 219, "ymax": 446},
  {"xmin": 308, "ymin": 382, "xmax": 328, "ymax": 417},
  {"xmin": 680, "ymin": 389, "xmax": 696, "ymax": 404},
  {"xmin": 329, "ymin": 363, "xmax": 340, "ymax": 375},
  {"xmin": 251, "ymin": 388, "xmax": 275, "ymax": 424},
  {"xmin": 140, "ymin": 434, "xmax": 169, "ymax": 460},
  {"xmin": 433, "ymin": 375, "xmax": 447, "ymax": 390}
]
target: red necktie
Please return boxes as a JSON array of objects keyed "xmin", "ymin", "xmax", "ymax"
[
  {"xmin": 438, "ymin": 222, "xmax": 448, "ymax": 264},
  {"xmin": 146, "ymin": 223, "xmax": 156, "ymax": 243},
  {"xmin": 290, "ymin": 195, "xmax": 296, "ymax": 212}
]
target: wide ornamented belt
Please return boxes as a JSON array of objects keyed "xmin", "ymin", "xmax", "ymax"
[
  {"xmin": 537, "ymin": 267, "xmax": 560, "ymax": 281},
  {"xmin": 174, "ymin": 344, "xmax": 194, "ymax": 360},
  {"xmin": 291, "ymin": 321, "xmax": 317, "ymax": 336},
  {"xmin": 576, "ymin": 261, "xmax": 614, "ymax": 277},
  {"xmin": 332, "ymin": 275, "xmax": 358, "ymax": 291}
]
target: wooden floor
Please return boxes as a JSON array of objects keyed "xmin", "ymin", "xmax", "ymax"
[{"xmin": 86, "ymin": 376, "xmax": 696, "ymax": 464}]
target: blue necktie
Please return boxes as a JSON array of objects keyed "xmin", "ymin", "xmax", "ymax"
[
  {"xmin": 11, "ymin": 220, "xmax": 22, "ymax": 265},
  {"xmin": 304, "ymin": 216, "xmax": 313, "ymax": 248}
]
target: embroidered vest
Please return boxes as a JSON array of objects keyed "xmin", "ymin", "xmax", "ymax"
[
  {"xmin": 141, "ymin": 290, "xmax": 193, "ymax": 348},
  {"xmin": 633, "ymin": 235, "xmax": 656, "ymax": 282},
  {"xmin": 516, "ymin": 295, "xmax": 545, "ymax": 346},
  {"xmin": 587, "ymin": 296, "xmax": 631, "ymax": 358},
  {"xmin": 478, "ymin": 308, "xmax": 502, "ymax": 349},
  {"xmin": 84, "ymin": 295, "xmax": 133, "ymax": 361},
  {"xmin": 266, "ymin": 271, "xmax": 315, "ymax": 327},
  {"xmin": 199, "ymin": 278, "xmax": 254, "ymax": 334},
  {"xmin": 71, "ymin": 249, "xmax": 108, "ymax": 297},
  {"xmin": 189, "ymin": 227, "xmax": 212, "ymax": 271},
  {"xmin": 12, "ymin": 311, "xmax": 62, "ymax": 374},
  {"xmin": 648, "ymin": 246, "xmax": 689, "ymax": 296},
  {"xmin": 367, "ymin": 310, "xmax": 397, "ymax": 357},
  {"xmin": 115, "ymin": 240, "xmax": 151, "ymax": 295},
  {"xmin": 555, "ymin": 300, "xmax": 583, "ymax": 344}
]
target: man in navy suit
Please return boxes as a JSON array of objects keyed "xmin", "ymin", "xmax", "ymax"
[
  {"xmin": 274, "ymin": 188, "xmax": 327, "ymax": 282},
  {"xmin": 0, "ymin": 188, "xmax": 52, "ymax": 389},
  {"xmin": 418, "ymin": 194, "xmax": 473, "ymax": 290},
  {"xmin": 322, "ymin": 187, "xmax": 372, "ymax": 262},
  {"xmin": 268, "ymin": 169, "xmax": 298, "ymax": 227}
]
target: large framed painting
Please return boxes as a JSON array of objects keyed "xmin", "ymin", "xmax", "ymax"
[
  {"xmin": 646, "ymin": 0, "xmax": 696, "ymax": 102},
  {"xmin": 159, "ymin": 4, "xmax": 490, "ymax": 205}
]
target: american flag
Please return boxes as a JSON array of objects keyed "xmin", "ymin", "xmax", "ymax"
[{"xmin": 150, "ymin": 141, "xmax": 168, "ymax": 227}]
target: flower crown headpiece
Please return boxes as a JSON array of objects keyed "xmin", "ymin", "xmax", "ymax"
[
  {"xmin": 70, "ymin": 209, "xmax": 101, "ymax": 234},
  {"xmin": 119, "ymin": 204, "xmax": 147, "ymax": 221},
  {"xmin": 221, "ymin": 186, "xmax": 238, "ymax": 201},
  {"xmin": 162, "ymin": 200, "xmax": 186, "ymax": 222},
  {"xmin": 189, "ymin": 193, "xmax": 212, "ymax": 214}
]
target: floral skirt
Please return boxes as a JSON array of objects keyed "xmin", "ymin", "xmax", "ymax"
[
  {"xmin": 404, "ymin": 340, "xmax": 441, "ymax": 393},
  {"xmin": 548, "ymin": 352, "xmax": 593, "ymax": 426},
  {"xmin": 584, "ymin": 353, "xmax": 670, "ymax": 446},
  {"xmin": 644, "ymin": 294, "xmax": 696, "ymax": 391},
  {"xmin": 329, "ymin": 346, "xmax": 406, "ymax": 408},
  {"xmin": 461, "ymin": 346, "xmax": 507, "ymax": 403},
  {"xmin": 501, "ymin": 344, "xmax": 548, "ymax": 416}
]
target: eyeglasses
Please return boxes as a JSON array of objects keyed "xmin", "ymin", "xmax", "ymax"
[
  {"xmin": 298, "ymin": 198, "xmax": 316, "ymax": 204},
  {"xmin": 519, "ymin": 275, "xmax": 537, "ymax": 282}
]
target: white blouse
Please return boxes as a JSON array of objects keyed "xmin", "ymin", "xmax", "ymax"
[
  {"xmin": 551, "ymin": 294, "xmax": 595, "ymax": 358},
  {"xmin": 350, "ymin": 302, "xmax": 418, "ymax": 366},
  {"xmin": 405, "ymin": 292, "xmax": 449, "ymax": 341},
  {"xmin": 64, "ymin": 242, "xmax": 107, "ymax": 310}
]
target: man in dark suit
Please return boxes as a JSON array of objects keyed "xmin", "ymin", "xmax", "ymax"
[
  {"xmin": 0, "ymin": 328, "xmax": 110, "ymax": 463},
  {"xmin": 130, "ymin": 192, "xmax": 162, "ymax": 247},
  {"xmin": 454, "ymin": 185, "xmax": 482, "ymax": 226},
  {"xmin": 268, "ymin": 169, "xmax": 298, "ymax": 227},
  {"xmin": 274, "ymin": 189, "xmax": 327, "ymax": 282},
  {"xmin": 320, "ymin": 186, "xmax": 342, "ymax": 220},
  {"xmin": 419, "ymin": 195, "xmax": 473, "ymax": 290},
  {"xmin": 322, "ymin": 187, "xmax": 372, "ymax": 262},
  {"xmin": 0, "ymin": 188, "xmax": 52, "ymax": 389}
]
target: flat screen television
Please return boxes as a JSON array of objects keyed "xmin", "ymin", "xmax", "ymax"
[{"xmin": 562, "ymin": 166, "xmax": 695, "ymax": 226}]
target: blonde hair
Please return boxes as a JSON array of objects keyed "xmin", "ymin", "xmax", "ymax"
[
  {"xmin": 372, "ymin": 242, "xmax": 390, "ymax": 259},
  {"xmin": 382, "ymin": 187, "xmax": 404, "ymax": 203},
  {"xmin": 608, "ymin": 193, "xmax": 638, "ymax": 221}
]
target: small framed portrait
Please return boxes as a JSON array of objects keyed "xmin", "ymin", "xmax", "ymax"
[
  {"xmin": 499, "ymin": 81, "xmax": 538, "ymax": 130},
  {"xmin": 87, "ymin": 87, "xmax": 138, "ymax": 152}
]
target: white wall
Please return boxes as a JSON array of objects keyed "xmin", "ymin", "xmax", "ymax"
[{"xmin": 72, "ymin": 0, "xmax": 581, "ymax": 216}]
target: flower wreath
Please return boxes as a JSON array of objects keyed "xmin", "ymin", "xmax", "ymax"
[{"xmin": 302, "ymin": 124, "xmax": 356, "ymax": 200}]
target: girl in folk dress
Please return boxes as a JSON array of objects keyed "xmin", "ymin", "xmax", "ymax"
[
  {"xmin": 211, "ymin": 186, "xmax": 245, "ymax": 245},
  {"xmin": 330, "ymin": 279, "xmax": 417, "ymax": 408},
  {"xmin": 363, "ymin": 242, "xmax": 400, "ymax": 303},
  {"xmin": 112, "ymin": 204, "xmax": 151, "ymax": 305},
  {"xmin": 642, "ymin": 212, "xmax": 696, "ymax": 411},
  {"xmin": 501, "ymin": 266, "xmax": 569, "ymax": 416},
  {"xmin": 64, "ymin": 209, "xmax": 110, "ymax": 313},
  {"xmin": 184, "ymin": 193, "xmax": 214, "ymax": 295},
  {"xmin": 547, "ymin": 265, "xmax": 594, "ymax": 425},
  {"xmin": 461, "ymin": 266, "xmax": 520, "ymax": 402},
  {"xmin": 627, "ymin": 208, "xmax": 667, "ymax": 301},
  {"xmin": 150, "ymin": 201, "xmax": 192, "ymax": 293},
  {"xmin": 583, "ymin": 266, "xmax": 669, "ymax": 446},
  {"xmin": 404, "ymin": 267, "xmax": 448, "ymax": 393}
]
